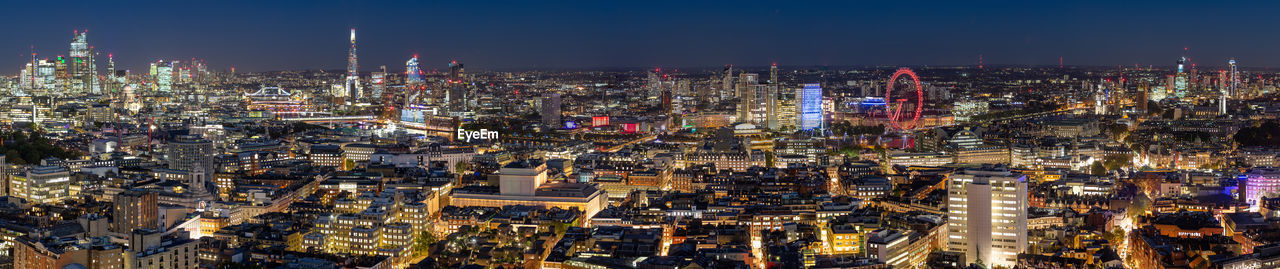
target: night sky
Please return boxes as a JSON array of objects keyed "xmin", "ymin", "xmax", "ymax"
[{"xmin": 6, "ymin": 0, "xmax": 1280, "ymax": 73}]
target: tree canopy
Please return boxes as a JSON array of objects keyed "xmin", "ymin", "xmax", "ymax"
[
  {"xmin": 1, "ymin": 131, "xmax": 80, "ymax": 165},
  {"xmin": 1235, "ymin": 120, "xmax": 1280, "ymax": 147}
]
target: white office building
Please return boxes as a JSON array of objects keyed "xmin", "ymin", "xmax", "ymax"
[{"xmin": 946, "ymin": 168, "xmax": 1028, "ymax": 268}]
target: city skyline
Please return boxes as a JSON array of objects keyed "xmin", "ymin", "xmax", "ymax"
[
  {"xmin": 4, "ymin": 2, "xmax": 1280, "ymax": 268},
  {"xmin": 7, "ymin": 1, "xmax": 1280, "ymax": 73}
]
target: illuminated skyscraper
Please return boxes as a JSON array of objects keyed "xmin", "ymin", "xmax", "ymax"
[
  {"xmin": 1174, "ymin": 57, "xmax": 1188, "ymax": 98},
  {"xmin": 371, "ymin": 66, "xmax": 386, "ymax": 101},
  {"xmin": 447, "ymin": 60, "xmax": 468, "ymax": 111},
  {"xmin": 38, "ymin": 59, "xmax": 56, "ymax": 92},
  {"xmin": 946, "ymin": 169, "xmax": 1028, "ymax": 268},
  {"xmin": 69, "ymin": 30, "xmax": 100, "ymax": 94},
  {"xmin": 769, "ymin": 62, "xmax": 778, "ymax": 84},
  {"xmin": 154, "ymin": 61, "xmax": 173, "ymax": 92},
  {"xmin": 1229, "ymin": 58, "xmax": 1239, "ymax": 98},
  {"xmin": 1094, "ymin": 82, "xmax": 1107, "ymax": 115},
  {"xmin": 799, "ymin": 83, "xmax": 823, "ymax": 130},
  {"xmin": 721, "ymin": 65, "xmax": 734, "ymax": 102},
  {"xmin": 406, "ymin": 55, "xmax": 424, "ymax": 84},
  {"xmin": 736, "ymin": 73, "xmax": 758, "ymax": 122},
  {"xmin": 345, "ymin": 28, "xmax": 361, "ymax": 99},
  {"xmin": 105, "ymin": 54, "xmax": 116, "ymax": 94},
  {"xmin": 448, "ymin": 60, "xmax": 464, "ymax": 80}
]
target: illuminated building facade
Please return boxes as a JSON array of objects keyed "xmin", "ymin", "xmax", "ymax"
[
  {"xmin": 69, "ymin": 30, "xmax": 100, "ymax": 94},
  {"xmin": 799, "ymin": 83, "xmax": 823, "ymax": 130},
  {"xmin": 113, "ymin": 190, "xmax": 159, "ymax": 234},
  {"xmin": 946, "ymin": 168, "xmax": 1028, "ymax": 268},
  {"xmin": 1174, "ymin": 57, "xmax": 1188, "ymax": 99},
  {"xmin": 345, "ymin": 28, "xmax": 361, "ymax": 99},
  {"xmin": 154, "ymin": 60, "xmax": 174, "ymax": 92},
  {"xmin": 1244, "ymin": 168, "xmax": 1280, "ymax": 211},
  {"xmin": 10, "ymin": 165, "xmax": 71, "ymax": 204},
  {"xmin": 450, "ymin": 161, "xmax": 608, "ymax": 221},
  {"xmin": 307, "ymin": 190, "xmax": 430, "ymax": 258},
  {"xmin": 371, "ymin": 67, "xmax": 386, "ymax": 100},
  {"xmin": 406, "ymin": 55, "xmax": 423, "ymax": 84}
]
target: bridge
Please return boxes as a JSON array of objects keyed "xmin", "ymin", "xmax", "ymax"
[
  {"xmin": 601, "ymin": 134, "xmax": 658, "ymax": 152},
  {"xmin": 279, "ymin": 115, "xmax": 378, "ymax": 123},
  {"xmin": 986, "ymin": 107, "xmax": 1089, "ymax": 124}
]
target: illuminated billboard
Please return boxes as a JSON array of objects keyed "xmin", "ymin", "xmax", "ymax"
[
  {"xmin": 621, "ymin": 123, "xmax": 639, "ymax": 133},
  {"xmin": 400, "ymin": 105, "xmax": 438, "ymax": 123}
]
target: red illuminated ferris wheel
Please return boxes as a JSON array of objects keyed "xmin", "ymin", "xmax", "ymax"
[{"xmin": 885, "ymin": 68, "xmax": 924, "ymax": 130}]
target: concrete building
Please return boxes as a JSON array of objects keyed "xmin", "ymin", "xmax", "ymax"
[
  {"xmin": 113, "ymin": 189, "xmax": 159, "ymax": 234},
  {"xmin": 167, "ymin": 135, "xmax": 214, "ymax": 194},
  {"xmin": 866, "ymin": 229, "xmax": 911, "ymax": 269},
  {"xmin": 309, "ymin": 145, "xmax": 344, "ymax": 168},
  {"xmin": 10, "ymin": 165, "xmax": 71, "ymax": 204},
  {"xmin": 450, "ymin": 160, "xmax": 608, "ymax": 222},
  {"xmin": 542, "ymin": 93, "xmax": 562, "ymax": 127},
  {"xmin": 946, "ymin": 168, "xmax": 1028, "ymax": 268}
]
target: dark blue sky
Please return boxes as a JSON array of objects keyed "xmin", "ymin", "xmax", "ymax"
[{"xmin": 6, "ymin": 0, "xmax": 1280, "ymax": 73}]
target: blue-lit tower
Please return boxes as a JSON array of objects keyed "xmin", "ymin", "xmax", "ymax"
[
  {"xmin": 1174, "ymin": 57, "xmax": 1188, "ymax": 98},
  {"xmin": 799, "ymin": 83, "xmax": 823, "ymax": 130},
  {"xmin": 406, "ymin": 55, "xmax": 424, "ymax": 84}
]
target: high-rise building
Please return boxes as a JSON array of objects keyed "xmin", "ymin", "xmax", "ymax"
[
  {"xmin": 105, "ymin": 54, "xmax": 118, "ymax": 95},
  {"xmin": 0, "ymin": 155, "xmax": 6, "ymax": 195},
  {"xmin": 1174, "ymin": 57, "xmax": 1188, "ymax": 98},
  {"xmin": 765, "ymin": 88, "xmax": 779, "ymax": 129},
  {"xmin": 1229, "ymin": 58, "xmax": 1240, "ymax": 98},
  {"xmin": 1137, "ymin": 80, "xmax": 1150, "ymax": 113},
  {"xmin": 736, "ymin": 73, "xmax": 757, "ymax": 122},
  {"xmin": 542, "ymin": 93, "xmax": 562, "ymax": 128},
  {"xmin": 371, "ymin": 66, "xmax": 386, "ymax": 101},
  {"xmin": 448, "ymin": 60, "xmax": 465, "ymax": 81},
  {"xmin": 799, "ymin": 83, "xmax": 823, "ymax": 130},
  {"xmin": 646, "ymin": 69, "xmax": 662, "ymax": 97},
  {"xmin": 1094, "ymin": 82, "xmax": 1108, "ymax": 115},
  {"xmin": 447, "ymin": 60, "xmax": 468, "ymax": 111},
  {"xmin": 69, "ymin": 30, "xmax": 100, "ymax": 94},
  {"xmin": 345, "ymin": 28, "xmax": 361, "ymax": 100},
  {"xmin": 406, "ymin": 55, "xmax": 424, "ymax": 84},
  {"xmin": 660, "ymin": 90, "xmax": 673, "ymax": 116},
  {"xmin": 721, "ymin": 65, "xmax": 734, "ymax": 102},
  {"xmin": 166, "ymin": 135, "xmax": 214, "ymax": 194},
  {"xmin": 153, "ymin": 61, "xmax": 173, "ymax": 92},
  {"xmin": 776, "ymin": 90, "xmax": 797, "ymax": 129},
  {"xmin": 946, "ymin": 168, "xmax": 1028, "ymax": 268},
  {"xmin": 769, "ymin": 63, "xmax": 779, "ymax": 84},
  {"xmin": 112, "ymin": 189, "xmax": 159, "ymax": 234}
]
